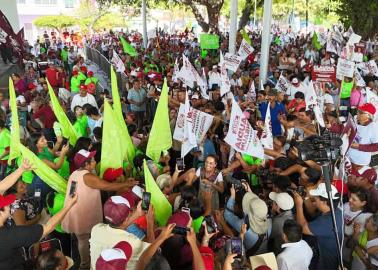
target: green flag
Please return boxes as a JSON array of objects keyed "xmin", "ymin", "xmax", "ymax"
[
  {"xmin": 47, "ymin": 80, "xmax": 79, "ymax": 145},
  {"xmin": 241, "ymin": 29, "xmax": 252, "ymax": 45},
  {"xmin": 110, "ymin": 66, "xmax": 135, "ymax": 163},
  {"xmin": 19, "ymin": 144, "xmax": 67, "ymax": 194},
  {"xmin": 146, "ymin": 78, "xmax": 172, "ymax": 163},
  {"xmin": 120, "ymin": 36, "xmax": 137, "ymax": 57},
  {"xmin": 199, "ymin": 34, "xmax": 219, "ymax": 49},
  {"xmin": 312, "ymin": 32, "xmax": 322, "ymax": 50},
  {"xmin": 8, "ymin": 77, "xmax": 20, "ymax": 164},
  {"xmin": 100, "ymin": 100, "xmax": 124, "ymax": 177},
  {"xmin": 144, "ymin": 159, "xmax": 172, "ymax": 226}
]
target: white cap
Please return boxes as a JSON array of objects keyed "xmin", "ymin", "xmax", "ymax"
[
  {"xmin": 309, "ymin": 183, "xmax": 339, "ymax": 200},
  {"xmin": 131, "ymin": 185, "xmax": 143, "ymax": 199},
  {"xmin": 269, "ymin": 192, "xmax": 294, "ymax": 210},
  {"xmin": 16, "ymin": 95, "xmax": 26, "ymax": 104},
  {"xmin": 291, "ymin": 78, "xmax": 299, "ymax": 84},
  {"xmin": 191, "ymin": 94, "xmax": 199, "ymax": 99}
]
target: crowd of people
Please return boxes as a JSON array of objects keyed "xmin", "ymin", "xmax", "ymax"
[{"xmin": 0, "ymin": 24, "xmax": 378, "ymax": 270}]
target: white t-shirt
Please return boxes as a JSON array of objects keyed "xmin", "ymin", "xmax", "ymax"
[
  {"xmin": 342, "ymin": 202, "xmax": 372, "ymax": 236},
  {"xmin": 195, "ymin": 168, "xmax": 223, "ymax": 183},
  {"xmin": 348, "ymin": 122, "xmax": 378, "ymax": 165},
  {"xmin": 208, "ymin": 71, "xmax": 221, "ymax": 88},
  {"xmin": 288, "ymin": 83, "xmax": 306, "ymax": 100},
  {"xmin": 71, "ymin": 93, "xmax": 98, "ymax": 112},
  {"xmin": 367, "ymin": 238, "xmax": 378, "ymax": 266}
]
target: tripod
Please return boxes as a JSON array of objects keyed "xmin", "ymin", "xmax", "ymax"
[{"xmin": 321, "ymin": 162, "xmax": 343, "ymax": 270}]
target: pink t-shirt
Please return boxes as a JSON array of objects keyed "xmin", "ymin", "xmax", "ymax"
[{"xmin": 350, "ymin": 90, "xmax": 365, "ymax": 107}]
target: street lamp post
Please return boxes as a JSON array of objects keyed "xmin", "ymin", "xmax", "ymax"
[
  {"xmin": 229, "ymin": 0, "xmax": 238, "ymax": 54},
  {"xmin": 142, "ymin": 0, "xmax": 148, "ymax": 49},
  {"xmin": 259, "ymin": 0, "xmax": 273, "ymax": 86}
]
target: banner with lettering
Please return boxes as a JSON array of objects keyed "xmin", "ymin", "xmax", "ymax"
[
  {"xmin": 260, "ymin": 103, "xmax": 273, "ymax": 150},
  {"xmin": 225, "ymin": 99, "xmax": 264, "ymax": 159},
  {"xmin": 220, "ymin": 53, "xmax": 231, "ymax": 96},
  {"xmin": 111, "ymin": 51, "xmax": 125, "ymax": 73},
  {"xmin": 311, "ymin": 65, "xmax": 336, "ymax": 83},
  {"xmin": 275, "ymin": 73, "xmax": 291, "ymax": 94},
  {"xmin": 336, "ymin": 58, "xmax": 355, "ymax": 79},
  {"xmin": 224, "ymin": 53, "xmax": 243, "ymax": 72},
  {"xmin": 237, "ymin": 39, "xmax": 254, "ymax": 60}
]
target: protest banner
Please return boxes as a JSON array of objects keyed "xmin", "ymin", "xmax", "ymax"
[
  {"xmin": 347, "ymin": 33, "xmax": 361, "ymax": 45},
  {"xmin": 237, "ymin": 39, "xmax": 254, "ymax": 60},
  {"xmin": 173, "ymin": 103, "xmax": 214, "ymax": 145},
  {"xmin": 355, "ymin": 68, "xmax": 366, "ymax": 87},
  {"xmin": 225, "ymin": 99, "xmax": 264, "ymax": 159},
  {"xmin": 247, "ymin": 80, "xmax": 256, "ymax": 102},
  {"xmin": 199, "ymin": 34, "xmax": 219, "ymax": 49},
  {"xmin": 332, "ymin": 29, "xmax": 343, "ymax": 44},
  {"xmin": 223, "ymin": 53, "xmax": 243, "ymax": 72},
  {"xmin": 260, "ymin": 103, "xmax": 273, "ymax": 150},
  {"xmin": 111, "ymin": 51, "xmax": 125, "ymax": 73},
  {"xmin": 220, "ymin": 53, "xmax": 231, "ymax": 96},
  {"xmin": 336, "ymin": 58, "xmax": 355, "ymax": 79},
  {"xmin": 172, "ymin": 58, "xmax": 180, "ymax": 83},
  {"xmin": 275, "ymin": 73, "xmax": 291, "ymax": 94},
  {"xmin": 181, "ymin": 92, "xmax": 197, "ymax": 157},
  {"xmin": 367, "ymin": 60, "xmax": 378, "ymax": 77},
  {"xmin": 311, "ymin": 65, "xmax": 336, "ymax": 83},
  {"xmin": 305, "ymin": 83, "xmax": 325, "ymax": 127}
]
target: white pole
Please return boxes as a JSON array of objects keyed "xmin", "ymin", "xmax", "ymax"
[
  {"xmin": 254, "ymin": 0, "xmax": 257, "ymax": 28},
  {"xmin": 259, "ymin": 0, "xmax": 273, "ymax": 85},
  {"xmin": 142, "ymin": 0, "xmax": 148, "ymax": 49},
  {"xmin": 229, "ymin": 0, "xmax": 238, "ymax": 54}
]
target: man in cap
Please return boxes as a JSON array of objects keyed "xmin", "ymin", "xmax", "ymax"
[
  {"xmin": 268, "ymin": 191, "xmax": 294, "ymax": 254},
  {"xmin": 95, "ymin": 241, "xmax": 133, "ymax": 270},
  {"xmin": 259, "ymin": 88, "xmax": 286, "ymax": 136},
  {"xmin": 90, "ymin": 196, "xmax": 151, "ymax": 270},
  {"xmin": 45, "ymin": 62, "xmax": 58, "ymax": 87},
  {"xmin": 208, "ymin": 65, "xmax": 221, "ymax": 90},
  {"xmin": 84, "ymin": 71, "xmax": 99, "ymax": 94},
  {"xmin": 288, "ymin": 77, "xmax": 305, "ymax": 100},
  {"xmin": 293, "ymin": 183, "xmax": 342, "ymax": 270},
  {"xmin": 71, "ymin": 84, "xmax": 98, "ymax": 112},
  {"xmin": 348, "ymin": 103, "xmax": 378, "ymax": 167},
  {"xmin": 70, "ymin": 70, "xmax": 81, "ymax": 95}
]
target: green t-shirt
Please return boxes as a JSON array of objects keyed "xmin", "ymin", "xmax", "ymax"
[
  {"xmin": 38, "ymin": 147, "xmax": 55, "ymax": 162},
  {"xmin": 78, "ymin": 72, "xmax": 86, "ymax": 82},
  {"xmin": 242, "ymin": 154, "xmax": 263, "ymax": 186},
  {"xmin": 340, "ymin": 80, "xmax": 354, "ymax": 99},
  {"xmin": 85, "ymin": 77, "xmax": 98, "ymax": 85},
  {"xmin": 70, "ymin": 76, "xmax": 81, "ymax": 93},
  {"xmin": 16, "ymin": 157, "xmax": 34, "ymax": 184},
  {"xmin": 61, "ymin": 49, "xmax": 68, "ymax": 62},
  {"xmin": 54, "ymin": 157, "xmax": 70, "ymax": 179},
  {"xmin": 0, "ymin": 128, "xmax": 10, "ymax": 161},
  {"xmin": 74, "ymin": 115, "xmax": 88, "ymax": 137}
]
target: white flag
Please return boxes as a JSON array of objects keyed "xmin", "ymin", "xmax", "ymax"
[
  {"xmin": 367, "ymin": 60, "xmax": 378, "ymax": 77},
  {"xmin": 355, "ymin": 68, "xmax": 366, "ymax": 87},
  {"xmin": 220, "ymin": 53, "xmax": 231, "ymax": 96},
  {"xmin": 237, "ymin": 39, "xmax": 254, "ymax": 60},
  {"xmin": 200, "ymin": 68, "xmax": 209, "ymax": 100},
  {"xmin": 247, "ymin": 80, "xmax": 256, "ymax": 102},
  {"xmin": 224, "ymin": 99, "xmax": 264, "ymax": 159},
  {"xmin": 172, "ymin": 58, "xmax": 180, "ymax": 83},
  {"xmin": 111, "ymin": 51, "xmax": 125, "ymax": 73},
  {"xmin": 177, "ymin": 55, "xmax": 196, "ymax": 88},
  {"xmin": 275, "ymin": 73, "xmax": 290, "ymax": 94},
  {"xmin": 305, "ymin": 83, "xmax": 325, "ymax": 127},
  {"xmin": 181, "ymin": 91, "xmax": 197, "ymax": 157},
  {"xmin": 260, "ymin": 103, "xmax": 273, "ymax": 150}
]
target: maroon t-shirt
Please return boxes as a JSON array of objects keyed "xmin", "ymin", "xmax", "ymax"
[
  {"xmin": 45, "ymin": 67, "xmax": 58, "ymax": 87},
  {"xmin": 33, "ymin": 105, "xmax": 57, "ymax": 129}
]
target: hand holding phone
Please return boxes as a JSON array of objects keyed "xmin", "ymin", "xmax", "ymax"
[
  {"xmin": 230, "ymin": 237, "xmax": 243, "ymax": 258},
  {"xmin": 204, "ymin": 215, "xmax": 218, "ymax": 234},
  {"xmin": 142, "ymin": 192, "xmax": 151, "ymax": 211},
  {"xmin": 69, "ymin": 181, "xmax": 77, "ymax": 197},
  {"xmin": 176, "ymin": 158, "xmax": 184, "ymax": 171},
  {"xmin": 172, "ymin": 226, "xmax": 189, "ymax": 236}
]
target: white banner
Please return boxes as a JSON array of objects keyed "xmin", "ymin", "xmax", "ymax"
[
  {"xmin": 367, "ymin": 60, "xmax": 378, "ymax": 77},
  {"xmin": 177, "ymin": 55, "xmax": 195, "ymax": 88},
  {"xmin": 336, "ymin": 58, "xmax": 355, "ymax": 79},
  {"xmin": 305, "ymin": 83, "xmax": 325, "ymax": 127},
  {"xmin": 200, "ymin": 68, "xmax": 209, "ymax": 99},
  {"xmin": 173, "ymin": 104, "xmax": 214, "ymax": 145},
  {"xmin": 355, "ymin": 68, "xmax": 366, "ymax": 87},
  {"xmin": 237, "ymin": 39, "xmax": 254, "ymax": 60},
  {"xmin": 347, "ymin": 33, "xmax": 361, "ymax": 45},
  {"xmin": 225, "ymin": 99, "xmax": 264, "ymax": 159},
  {"xmin": 172, "ymin": 58, "xmax": 180, "ymax": 83},
  {"xmin": 111, "ymin": 51, "xmax": 125, "ymax": 73},
  {"xmin": 275, "ymin": 73, "xmax": 291, "ymax": 94},
  {"xmin": 260, "ymin": 103, "xmax": 273, "ymax": 150},
  {"xmin": 246, "ymin": 80, "xmax": 256, "ymax": 102},
  {"xmin": 181, "ymin": 91, "xmax": 197, "ymax": 157},
  {"xmin": 220, "ymin": 53, "xmax": 231, "ymax": 96},
  {"xmin": 224, "ymin": 53, "xmax": 243, "ymax": 73}
]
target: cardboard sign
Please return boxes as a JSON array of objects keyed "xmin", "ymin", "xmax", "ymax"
[
  {"xmin": 336, "ymin": 58, "xmax": 355, "ymax": 79},
  {"xmin": 223, "ymin": 53, "xmax": 243, "ymax": 72},
  {"xmin": 312, "ymin": 65, "xmax": 336, "ymax": 83},
  {"xmin": 199, "ymin": 34, "xmax": 219, "ymax": 49}
]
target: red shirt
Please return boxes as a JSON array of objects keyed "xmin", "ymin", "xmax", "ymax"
[
  {"xmin": 45, "ymin": 67, "xmax": 58, "ymax": 87},
  {"xmin": 33, "ymin": 105, "xmax": 57, "ymax": 129}
]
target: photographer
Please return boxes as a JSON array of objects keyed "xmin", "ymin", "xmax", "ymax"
[
  {"xmin": 293, "ymin": 183, "xmax": 342, "ymax": 270},
  {"xmin": 224, "ymin": 183, "xmax": 272, "ymax": 256}
]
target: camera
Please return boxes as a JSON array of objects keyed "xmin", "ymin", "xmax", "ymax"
[
  {"xmin": 295, "ymin": 133, "xmax": 342, "ymax": 162},
  {"xmin": 287, "ymin": 186, "xmax": 305, "ymax": 197}
]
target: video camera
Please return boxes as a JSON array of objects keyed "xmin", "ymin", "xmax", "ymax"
[{"xmin": 295, "ymin": 132, "xmax": 342, "ymax": 163}]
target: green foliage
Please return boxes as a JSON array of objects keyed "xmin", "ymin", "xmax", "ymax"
[
  {"xmin": 33, "ymin": 15, "xmax": 76, "ymax": 32},
  {"xmin": 337, "ymin": 0, "xmax": 378, "ymax": 38}
]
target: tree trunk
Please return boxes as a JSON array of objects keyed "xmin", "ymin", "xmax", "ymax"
[
  {"xmin": 183, "ymin": 0, "xmax": 210, "ymax": 32},
  {"xmin": 238, "ymin": 0, "xmax": 263, "ymax": 30},
  {"xmin": 206, "ymin": 1, "xmax": 223, "ymax": 33}
]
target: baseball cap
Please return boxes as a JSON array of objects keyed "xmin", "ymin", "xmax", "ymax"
[
  {"xmin": 242, "ymin": 193, "xmax": 269, "ymax": 234},
  {"xmin": 80, "ymin": 84, "xmax": 87, "ymax": 91},
  {"xmin": 95, "ymin": 241, "xmax": 133, "ymax": 270},
  {"xmin": 358, "ymin": 103, "xmax": 376, "ymax": 117},
  {"xmin": 291, "ymin": 78, "xmax": 299, "ymax": 85},
  {"xmin": 309, "ymin": 183, "xmax": 340, "ymax": 200},
  {"xmin": 87, "ymin": 71, "xmax": 94, "ymax": 77},
  {"xmin": 72, "ymin": 70, "xmax": 78, "ymax": 76},
  {"xmin": 28, "ymin": 83, "xmax": 37, "ymax": 90},
  {"xmin": 80, "ymin": 66, "xmax": 87, "ymax": 72},
  {"xmin": 131, "ymin": 185, "xmax": 143, "ymax": 200},
  {"xmin": 191, "ymin": 94, "xmax": 199, "ymax": 100},
  {"xmin": 351, "ymin": 166, "xmax": 377, "ymax": 184},
  {"xmin": 104, "ymin": 196, "xmax": 134, "ymax": 226},
  {"xmin": 167, "ymin": 211, "xmax": 190, "ymax": 227},
  {"xmin": 268, "ymin": 192, "xmax": 294, "ymax": 211},
  {"xmin": 250, "ymin": 252, "xmax": 277, "ymax": 270},
  {"xmin": 103, "ymin": 168, "xmax": 123, "ymax": 182},
  {"xmin": 0, "ymin": 194, "xmax": 16, "ymax": 208},
  {"xmin": 73, "ymin": 149, "xmax": 96, "ymax": 168}
]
